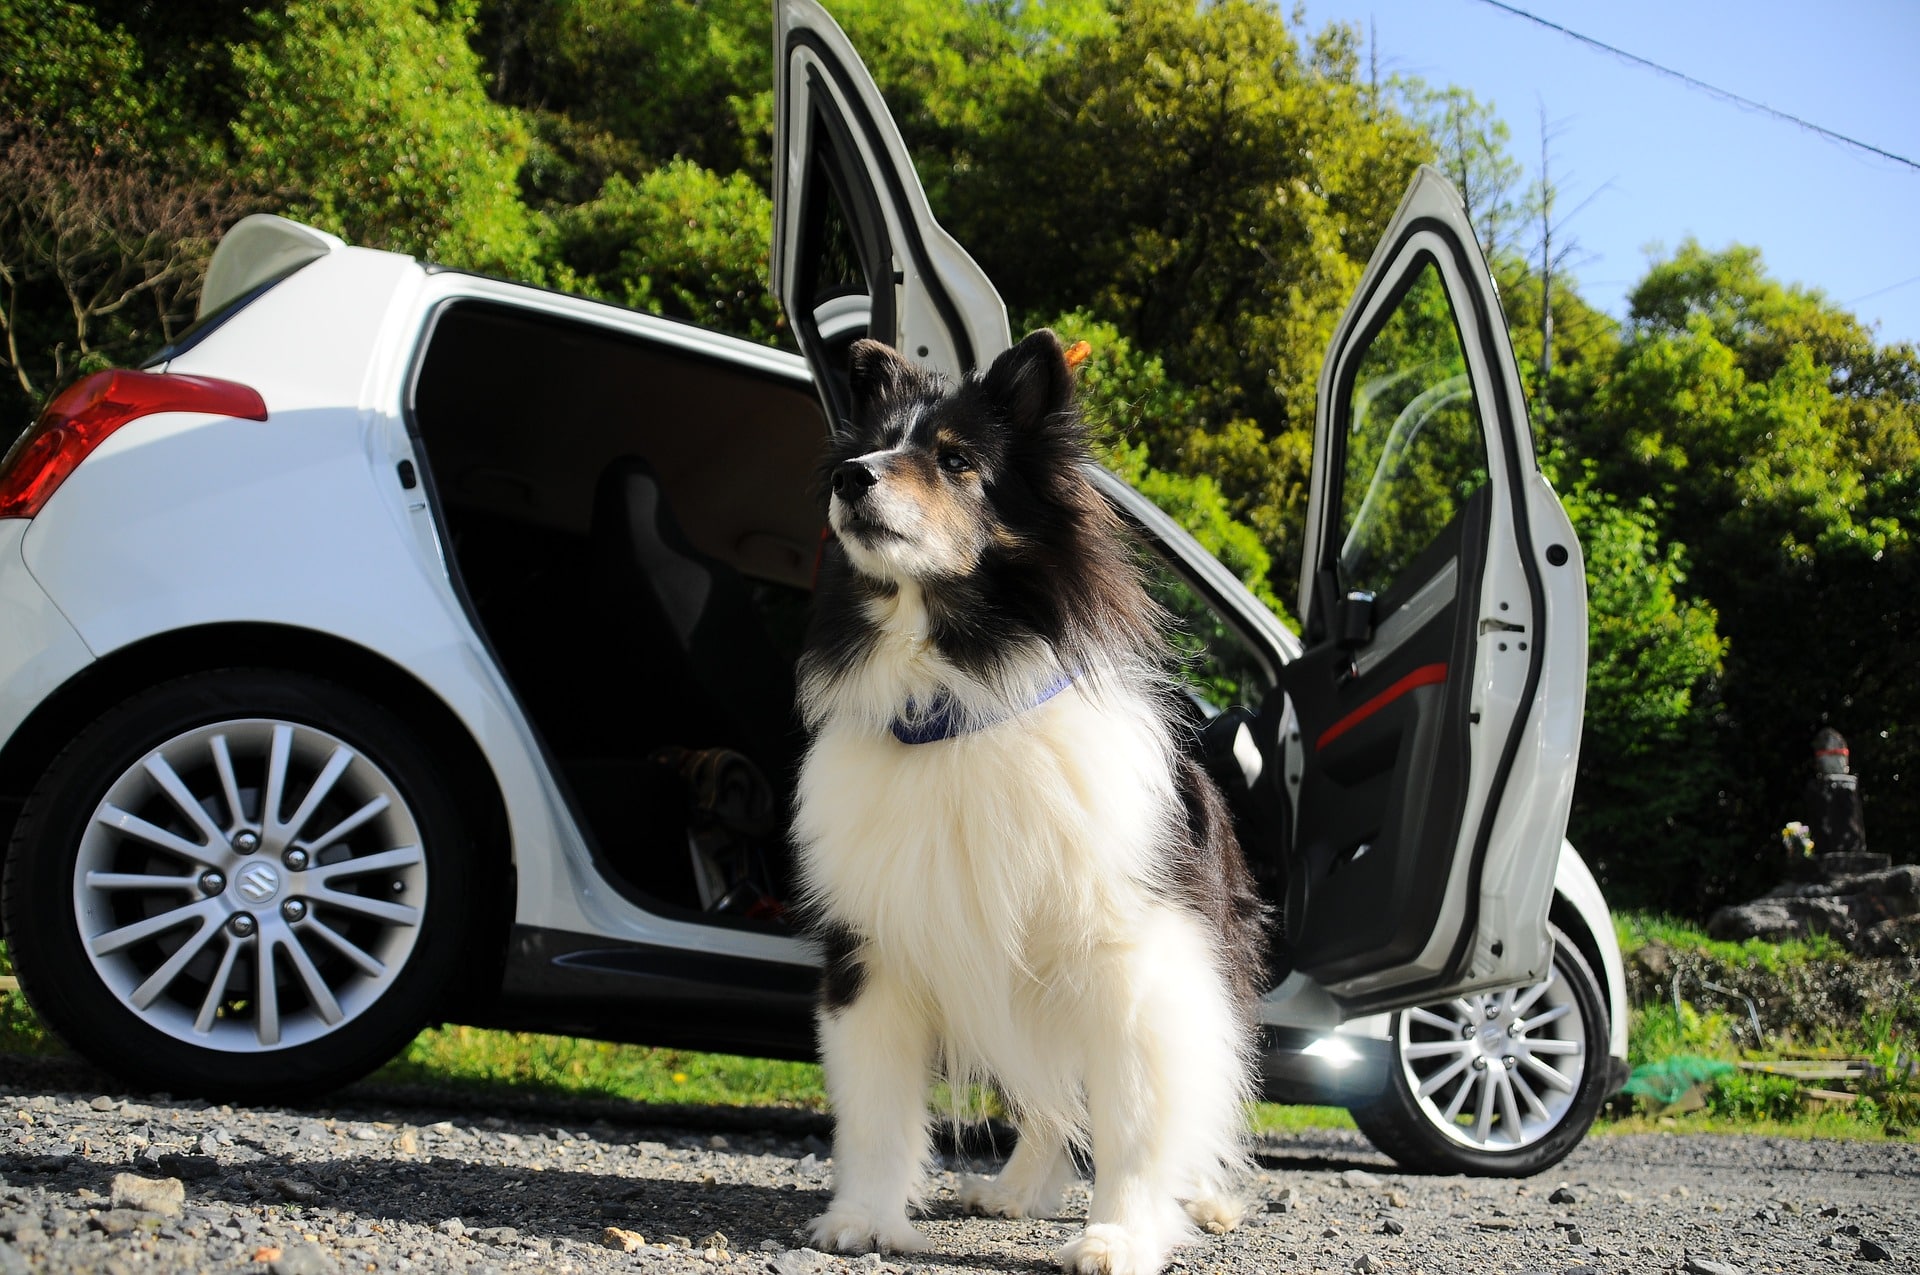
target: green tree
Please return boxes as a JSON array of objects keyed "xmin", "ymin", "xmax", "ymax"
[
  {"xmin": 544, "ymin": 159, "xmax": 784, "ymax": 344},
  {"xmin": 230, "ymin": 0, "xmax": 536, "ymax": 274}
]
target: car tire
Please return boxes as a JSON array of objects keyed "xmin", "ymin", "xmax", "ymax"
[
  {"xmin": 1348, "ymin": 922, "xmax": 1610, "ymax": 1176},
  {"xmin": 2, "ymin": 669, "xmax": 474, "ymax": 1102}
]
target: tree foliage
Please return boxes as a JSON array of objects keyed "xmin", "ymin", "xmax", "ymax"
[{"xmin": 2, "ymin": 0, "xmax": 1914, "ymax": 908}]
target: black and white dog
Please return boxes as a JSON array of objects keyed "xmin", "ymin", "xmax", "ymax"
[{"xmin": 792, "ymin": 330, "xmax": 1267, "ymax": 1275}]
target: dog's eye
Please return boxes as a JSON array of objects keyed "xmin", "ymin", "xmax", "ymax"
[{"xmin": 938, "ymin": 451, "xmax": 973, "ymax": 474}]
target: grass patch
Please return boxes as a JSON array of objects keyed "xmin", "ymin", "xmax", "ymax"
[
  {"xmin": 1613, "ymin": 910, "xmax": 1852, "ymax": 971},
  {"xmin": 375, "ymin": 1024, "xmax": 827, "ymax": 1109}
]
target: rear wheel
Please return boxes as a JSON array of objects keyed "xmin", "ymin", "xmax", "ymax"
[
  {"xmin": 2, "ymin": 670, "xmax": 474, "ymax": 1101},
  {"xmin": 1348, "ymin": 923, "xmax": 1609, "ymax": 1176}
]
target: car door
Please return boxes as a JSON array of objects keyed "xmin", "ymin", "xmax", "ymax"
[
  {"xmin": 771, "ymin": 0, "xmax": 1010, "ymax": 425},
  {"xmin": 1280, "ymin": 166, "xmax": 1587, "ymax": 1014}
]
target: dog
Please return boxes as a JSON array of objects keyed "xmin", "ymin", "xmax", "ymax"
[{"xmin": 790, "ymin": 329, "xmax": 1268, "ymax": 1275}]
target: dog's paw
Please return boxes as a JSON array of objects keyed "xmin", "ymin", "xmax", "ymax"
[
  {"xmin": 1182, "ymin": 1192, "xmax": 1246, "ymax": 1234},
  {"xmin": 1056, "ymin": 1223, "xmax": 1165, "ymax": 1275},
  {"xmin": 960, "ymin": 1172, "xmax": 1063, "ymax": 1220},
  {"xmin": 807, "ymin": 1207, "xmax": 931, "ymax": 1255}
]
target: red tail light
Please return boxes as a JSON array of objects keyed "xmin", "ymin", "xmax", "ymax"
[{"xmin": 0, "ymin": 369, "xmax": 268, "ymax": 519}]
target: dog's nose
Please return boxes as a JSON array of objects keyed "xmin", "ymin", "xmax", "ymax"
[{"xmin": 831, "ymin": 461, "xmax": 877, "ymax": 500}]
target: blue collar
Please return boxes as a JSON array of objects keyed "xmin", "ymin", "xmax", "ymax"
[{"xmin": 890, "ymin": 674, "xmax": 1076, "ymax": 745}]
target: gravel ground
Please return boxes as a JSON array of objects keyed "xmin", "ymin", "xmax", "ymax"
[{"xmin": 0, "ymin": 1055, "xmax": 1913, "ymax": 1275}]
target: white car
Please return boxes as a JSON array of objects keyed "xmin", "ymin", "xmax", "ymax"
[{"xmin": 0, "ymin": 0, "xmax": 1626, "ymax": 1176}]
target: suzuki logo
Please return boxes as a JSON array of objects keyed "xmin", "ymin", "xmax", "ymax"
[{"xmin": 236, "ymin": 862, "xmax": 281, "ymax": 903}]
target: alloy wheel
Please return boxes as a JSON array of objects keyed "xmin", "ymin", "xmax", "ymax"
[
  {"xmin": 72, "ymin": 717, "xmax": 427, "ymax": 1052},
  {"xmin": 1390, "ymin": 965, "xmax": 1588, "ymax": 1152}
]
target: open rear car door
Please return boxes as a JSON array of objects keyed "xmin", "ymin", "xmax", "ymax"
[
  {"xmin": 1280, "ymin": 167, "xmax": 1587, "ymax": 1014},
  {"xmin": 772, "ymin": 0, "xmax": 1010, "ymax": 422}
]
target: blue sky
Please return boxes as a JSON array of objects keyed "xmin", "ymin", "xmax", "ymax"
[{"xmin": 1300, "ymin": 0, "xmax": 1920, "ymax": 347}]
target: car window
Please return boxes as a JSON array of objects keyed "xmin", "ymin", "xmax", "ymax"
[
  {"xmin": 1138, "ymin": 549, "xmax": 1273, "ymax": 715},
  {"xmin": 1336, "ymin": 258, "xmax": 1489, "ymax": 601}
]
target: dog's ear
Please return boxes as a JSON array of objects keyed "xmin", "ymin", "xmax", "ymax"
[
  {"xmin": 847, "ymin": 339, "xmax": 917, "ymax": 406},
  {"xmin": 983, "ymin": 329, "xmax": 1073, "ymax": 431}
]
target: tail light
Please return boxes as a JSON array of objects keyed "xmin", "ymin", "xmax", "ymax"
[{"xmin": 0, "ymin": 369, "xmax": 268, "ymax": 519}]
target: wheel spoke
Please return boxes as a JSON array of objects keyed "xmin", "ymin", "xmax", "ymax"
[
  {"xmin": 193, "ymin": 937, "xmax": 244, "ymax": 1034},
  {"xmin": 1449, "ymin": 997, "xmax": 1481, "ymax": 1021},
  {"xmin": 277, "ymin": 745, "xmax": 353, "ymax": 847},
  {"xmin": 142, "ymin": 754, "xmax": 228, "ymax": 848},
  {"xmin": 1441, "ymin": 1066, "xmax": 1478, "ymax": 1122},
  {"xmin": 254, "ymin": 931, "xmax": 281, "ymax": 1047},
  {"xmin": 1408, "ymin": 1006, "xmax": 1460, "ymax": 1032},
  {"xmin": 277, "ymin": 923, "xmax": 344, "ymax": 1025},
  {"xmin": 1509, "ymin": 1064, "xmax": 1552, "ymax": 1121},
  {"xmin": 1523, "ymin": 1037, "xmax": 1581, "ymax": 1056},
  {"xmin": 209, "ymin": 732, "xmax": 248, "ymax": 832},
  {"xmin": 1493, "ymin": 1067, "xmax": 1524, "ymax": 1142},
  {"xmin": 1472, "ymin": 1063, "xmax": 1498, "ymax": 1143},
  {"xmin": 95, "ymin": 804, "xmax": 225, "ymax": 869},
  {"xmin": 1515, "ymin": 1002, "xmax": 1572, "ymax": 1033},
  {"xmin": 301, "ymin": 793, "xmax": 391, "ymax": 854},
  {"xmin": 88, "ymin": 898, "xmax": 219, "ymax": 956},
  {"xmin": 1404, "ymin": 1039, "xmax": 1476, "ymax": 1060},
  {"xmin": 260, "ymin": 724, "xmax": 295, "ymax": 852},
  {"xmin": 1513, "ymin": 969, "xmax": 1556, "ymax": 1014},
  {"xmin": 1415, "ymin": 1052, "xmax": 1474, "ymax": 1099},
  {"xmin": 302, "ymin": 914, "xmax": 387, "ymax": 979},
  {"xmin": 306, "ymin": 844, "xmax": 422, "ymax": 884},
  {"xmin": 1520, "ymin": 1052, "xmax": 1576, "ymax": 1093},
  {"xmin": 309, "ymin": 886, "xmax": 420, "ymax": 927},
  {"xmin": 129, "ymin": 913, "xmax": 224, "ymax": 1010},
  {"xmin": 84, "ymin": 871, "xmax": 198, "ymax": 892}
]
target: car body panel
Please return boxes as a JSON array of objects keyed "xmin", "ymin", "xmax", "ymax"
[
  {"xmin": 0, "ymin": 520, "xmax": 96, "ymax": 759},
  {"xmin": 1283, "ymin": 167, "xmax": 1586, "ymax": 1012}
]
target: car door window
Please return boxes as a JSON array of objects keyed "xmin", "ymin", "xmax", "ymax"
[{"xmin": 1337, "ymin": 259, "xmax": 1490, "ymax": 605}]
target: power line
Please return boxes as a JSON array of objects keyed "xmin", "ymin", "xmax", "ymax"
[{"xmin": 1468, "ymin": 0, "xmax": 1920, "ymax": 174}]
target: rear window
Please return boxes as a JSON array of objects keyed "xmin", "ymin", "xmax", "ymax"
[{"xmin": 140, "ymin": 260, "xmax": 311, "ymax": 369}]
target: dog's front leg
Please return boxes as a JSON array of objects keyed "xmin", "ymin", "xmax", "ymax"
[{"xmin": 809, "ymin": 963, "xmax": 935, "ymax": 1255}]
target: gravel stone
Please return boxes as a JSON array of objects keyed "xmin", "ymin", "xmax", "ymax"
[
  {"xmin": 108, "ymin": 1172, "xmax": 184, "ymax": 1216},
  {"xmin": 3, "ymin": 1055, "xmax": 1918, "ymax": 1274},
  {"xmin": 270, "ymin": 1243, "xmax": 340, "ymax": 1275},
  {"xmin": 1549, "ymin": 1185, "xmax": 1579, "ymax": 1204}
]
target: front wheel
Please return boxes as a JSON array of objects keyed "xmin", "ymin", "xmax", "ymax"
[
  {"xmin": 3, "ymin": 670, "xmax": 476, "ymax": 1101},
  {"xmin": 1348, "ymin": 923, "xmax": 1611, "ymax": 1176}
]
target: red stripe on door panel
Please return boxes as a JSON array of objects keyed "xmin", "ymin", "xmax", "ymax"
[{"xmin": 1315, "ymin": 663, "xmax": 1448, "ymax": 751}]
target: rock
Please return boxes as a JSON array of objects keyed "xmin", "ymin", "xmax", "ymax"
[
  {"xmin": 435, "ymin": 1218, "xmax": 465, "ymax": 1238},
  {"xmin": 1378, "ymin": 1219, "xmax": 1404, "ymax": 1236},
  {"xmin": 795, "ymin": 1153, "xmax": 818, "ymax": 1173},
  {"xmin": 1267, "ymin": 1187, "xmax": 1297, "ymax": 1213},
  {"xmin": 600, "ymin": 1227, "xmax": 645, "ymax": 1253},
  {"xmin": 1681, "ymin": 1258, "xmax": 1744, "ymax": 1275},
  {"xmin": 1386, "ymin": 1189, "xmax": 1409, "ymax": 1207},
  {"xmin": 88, "ymin": 1096, "xmax": 118, "ymax": 1112},
  {"xmin": 0, "ymin": 1238, "xmax": 26, "ymax": 1275},
  {"xmin": 708, "ymin": 1135, "xmax": 729, "ymax": 1150},
  {"xmin": 1353, "ymin": 1256, "xmax": 1380, "ymax": 1274},
  {"xmin": 269, "ymin": 1245, "xmax": 339, "ymax": 1275},
  {"xmin": 395, "ymin": 1129, "xmax": 419, "ymax": 1155},
  {"xmin": 474, "ymin": 1226, "xmax": 519, "ymax": 1246},
  {"xmin": 1339, "ymin": 1169, "xmax": 1382, "ymax": 1189},
  {"xmin": 667, "ymin": 1234, "xmax": 693, "ymax": 1249},
  {"xmin": 1859, "ymin": 1238, "xmax": 1892, "ymax": 1262},
  {"xmin": 273, "ymin": 1178, "xmax": 321, "ymax": 1204},
  {"xmin": 1549, "ymin": 1186, "xmax": 1579, "ymax": 1204},
  {"xmin": 1565, "ymin": 1227, "xmax": 1586, "ymax": 1244},
  {"xmin": 87, "ymin": 1210, "xmax": 158, "ymax": 1236},
  {"xmin": 766, "ymin": 1250, "xmax": 833, "ymax": 1275},
  {"xmin": 700, "ymin": 1230, "xmax": 729, "ymax": 1250},
  {"xmin": 108, "ymin": 1173, "xmax": 184, "ymax": 1217}
]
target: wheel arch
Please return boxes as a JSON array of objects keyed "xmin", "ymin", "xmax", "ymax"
[{"xmin": 0, "ymin": 622, "xmax": 514, "ymax": 1007}]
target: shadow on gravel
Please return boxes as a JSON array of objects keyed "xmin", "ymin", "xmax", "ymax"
[{"xmin": 0, "ymin": 1146, "xmax": 1045, "ymax": 1272}]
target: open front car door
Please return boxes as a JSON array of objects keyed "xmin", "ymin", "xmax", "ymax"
[
  {"xmin": 1281, "ymin": 167, "xmax": 1587, "ymax": 1014},
  {"xmin": 771, "ymin": 0, "xmax": 1010, "ymax": 423}
]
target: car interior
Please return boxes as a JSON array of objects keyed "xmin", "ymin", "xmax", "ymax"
[
  {"xmin": 407, "ymin": 296, "xmax": 1285, "ymax": 932},
  {"xmin": 409, "ymin": 300, "xmax": 828, "ymax": 926}
]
